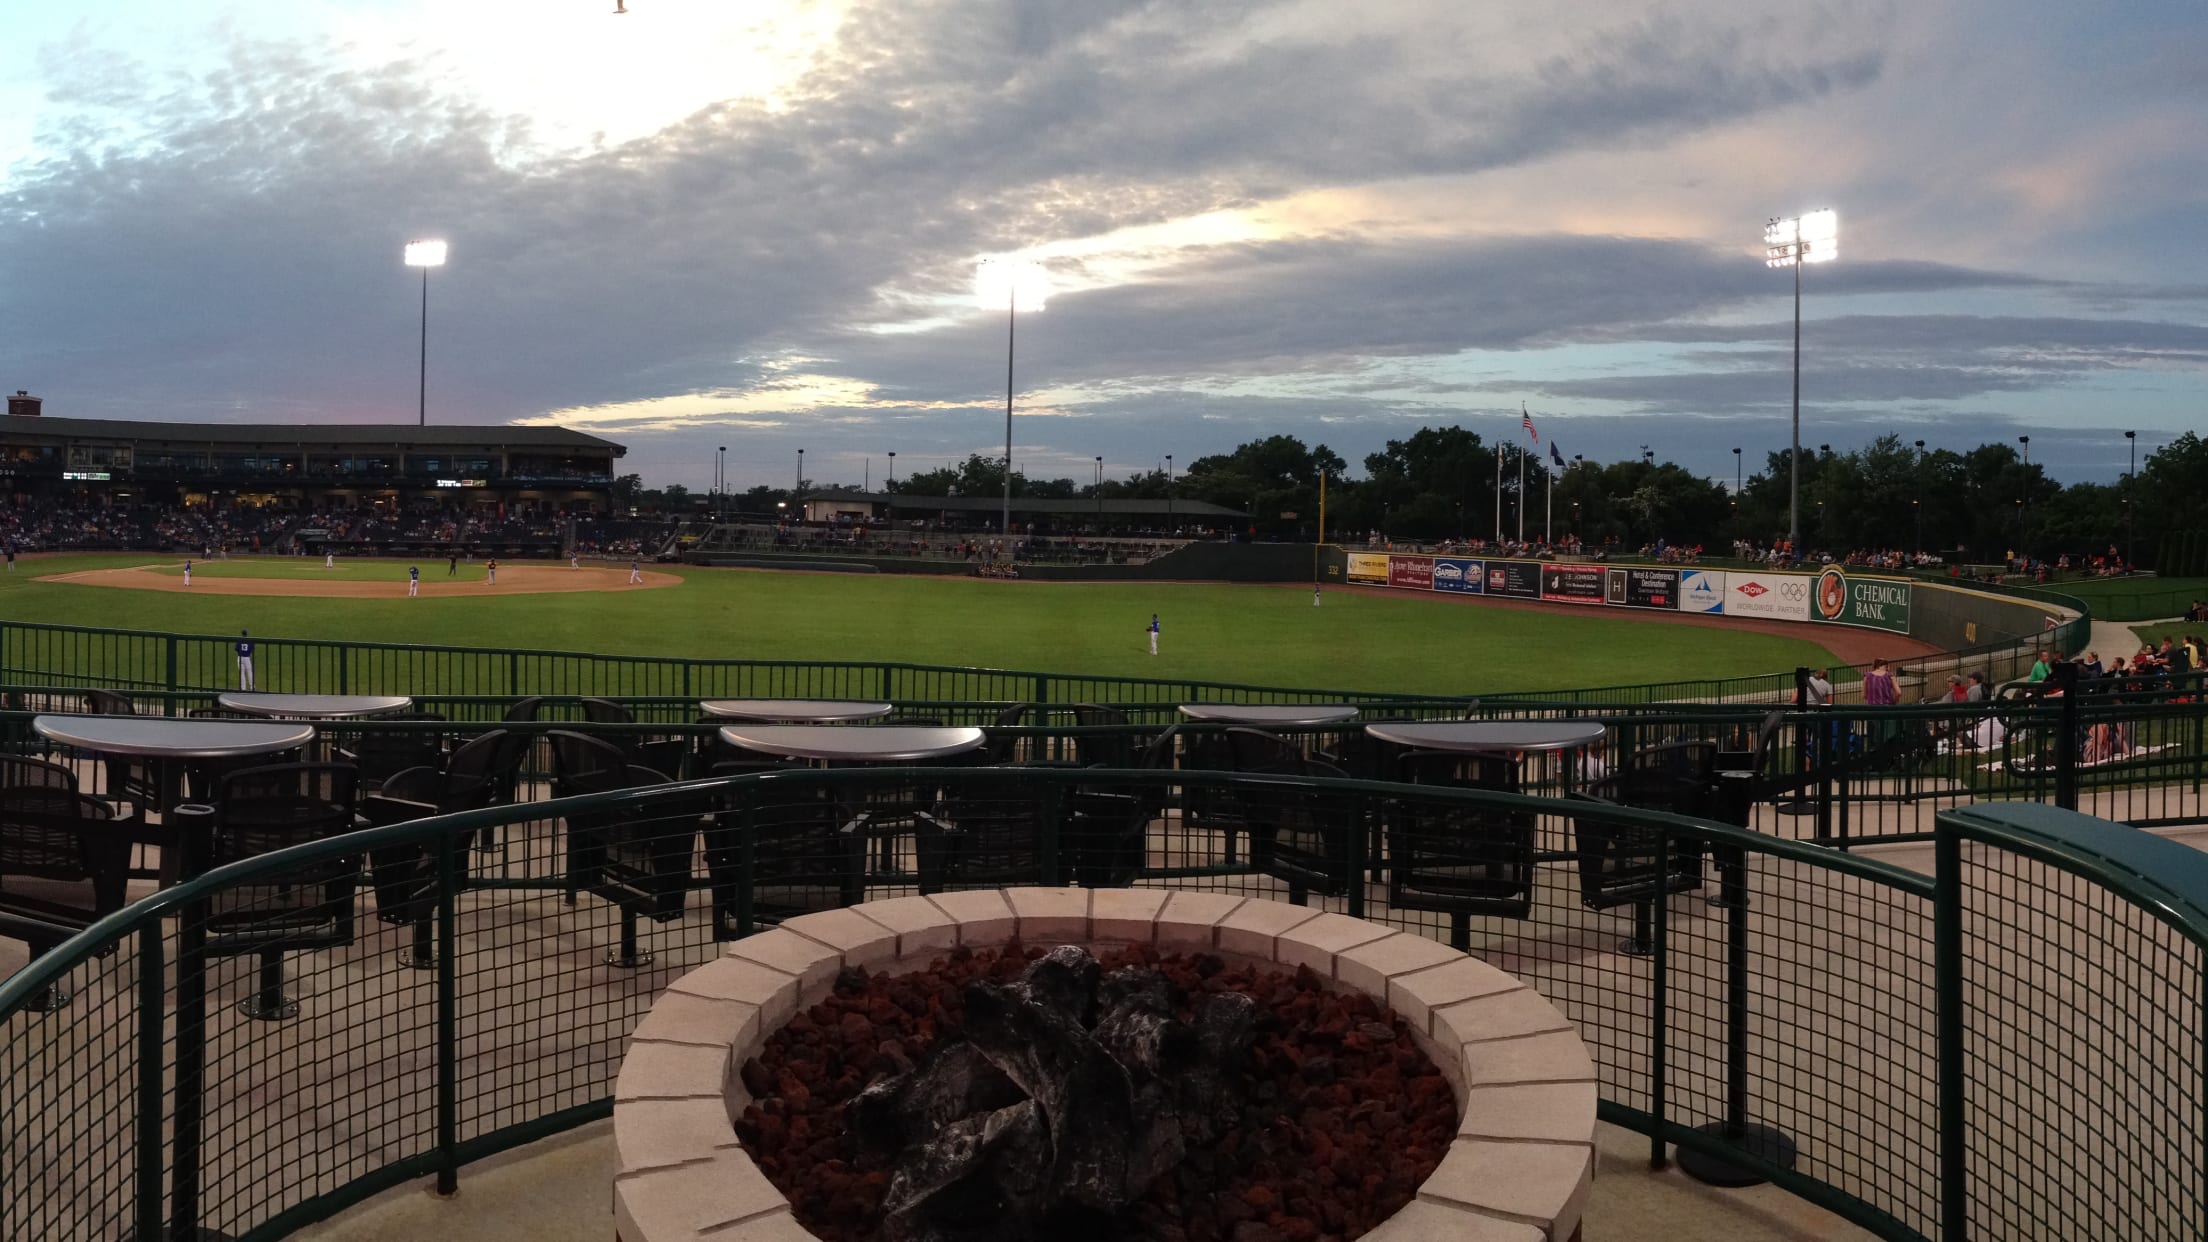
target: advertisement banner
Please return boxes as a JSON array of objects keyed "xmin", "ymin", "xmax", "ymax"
[
  {"xmin": 1485, "ymin": 560, "xmax": 1542, "ymax": 599},
  {"xmin": 1815, "ymin": 570, "xmax": 1913, "ymax": 634},
  {"xmin": 1726, "ymin": 571, "xmax": 1811, "ymax": 620},
  {"xmin": 1432, "ymin": 557, "xmax": 1483, "ymax": 593},
  {"xmin": 1388, "ymin": 556, "xmax": 1434, "ymax": 590},
  {"xmin": 1677, "ymin": 570, "xmax": 1726, "ymax": 614},
  {"xmin": 1539, "ymin": 564, "xmax": 1607, "ymax": 604},
  {"xmin": 1346, "ymin": 553, "xmax": 1390, "ymax": 583},
  {"xmin": 1620, "ymin": 566, "xmax": 1681, "ymax": 610}
]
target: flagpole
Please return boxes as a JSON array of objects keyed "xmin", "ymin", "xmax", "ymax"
[
  {"xmin": 1545, "ymin": 461, "xmax": 1553, "ymax": 548},
  {"xmin": 1493, "ymin": 440, "xmax": 1503, "ymax": 542},
  {"xmin": 1516, "ymin": 440, "xmax": 1525, "ymax": 545}
]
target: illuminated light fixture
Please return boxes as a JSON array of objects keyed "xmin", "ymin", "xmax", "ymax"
[
  {"xmin": 403, "ymin": 240, "xmax": 449, "ymax": 427},
  {"xmin": 1763, "ymin": 209, "xmax": 1837, "ymax": 267},
  {"xmin": 977, "ymin": 256, "xmax": 1047, "ymax": 537},
  {"xmin": 1763, "ymin": 208, "xmax": 1837, "ymax": 549}
]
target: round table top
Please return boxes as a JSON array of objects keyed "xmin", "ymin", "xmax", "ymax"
[
  {"xmin": 699, "ymin": 699, "xmax": 894, "ymax": 723},
  {"xmin": 1363, "ymin": 720, "xmax": 1609, "ymax": 753},
  {"xmin": 1177, "ymin": 703, "xmax": 1360, "ymax": 726},
  {"xmin": 217, "ymin": 693, "xmax": 415, "ymax": 719},
  {"xmin": 34, "ymin": 714, "xmax": 318, "ymax": 760},
  {"xmin": 718, "ymin": 725, "xmax": 985, "ymax": 763}
]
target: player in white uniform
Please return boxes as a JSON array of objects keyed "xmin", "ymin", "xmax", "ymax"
[
  {"xmin": 235, "ymin": 631, "xmax": 255, "ymax": 690},
  {"xmin": 628, "ymin": 559, "xmax": 643, "ymax": 585},
  {"xmin": 183, "ymin": 559, "xmax": 192, "ymax": 587},
  {"xmin": 1148, "ymin": 614, "xmax": 1160, "ymax": 656},
  {"xmin": 408, "ymin": 565, "xmax": 420, "ymax": 597}
]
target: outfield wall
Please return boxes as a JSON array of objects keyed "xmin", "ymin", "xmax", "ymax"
[{"xmin": 1339, "ymin": 552, "xmax": 1924, "ymax": 634}]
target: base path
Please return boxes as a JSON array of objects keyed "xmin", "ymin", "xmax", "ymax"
[
  {"xmin": 1321, "ymin": 581, "xmax": 1941, "ymax": 668},
  {"xmin": 38, "ymin": 562, "xmax": 681, "ymax": 598}
]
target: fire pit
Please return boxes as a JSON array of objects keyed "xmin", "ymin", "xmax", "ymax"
[{"xmin": 613, "ymin": 889, "xmax": 1596, "ymax": 1242}]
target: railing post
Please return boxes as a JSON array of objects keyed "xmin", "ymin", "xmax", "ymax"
[
  {"xmin": 1038, "ymin": 780, "xmax": 1062, "ymax": 886},
  {"xmin": 1934, "ymin": 823, "xmax": 1968, "ymax": 1242},
  {"xmin": 435, "ymin": 828, "xmax": 462, "ymax": 1197},
  {"xmin": 338, "ymin": 643, "xmax": 351, "ymax": 695},
  {"xmin": 168, "ymin": 804, "xmax": 217, "ymax": 1237},
  {"xmin": 164, "ymin": 635, "xmax": 179, "ymax": 716},
  {"xmin": 2052, "ymin": 661, "xmax": 2080, "ymax": 812},
  {"xmin": 134, "ymin": 923, "xmax": 168, "ymax": 1242},
  {"xmin": 1648, "ymin": 825, "xmax": 1670, "ymax": 1171},
  {"xmin": 1676, "ymin": 827, "xmax": 1798, "ymax": 1187},
  {"xmin": 1344, "ymin": 790, "xmax": 1366, "ymax": 919}
]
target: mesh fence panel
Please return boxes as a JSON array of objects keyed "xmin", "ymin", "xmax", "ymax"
[
  {"xmin": 5, "ymin": 752, "xmax": 2208, "ymax": 1241},
  {"xmin": 1954, "ymin": 843, "xmax": 2208, "ymax": 1241}
]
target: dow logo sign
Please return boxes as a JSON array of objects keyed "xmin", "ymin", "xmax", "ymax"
[{"xmin": 1727, "ymin": 573, "xmax": 1810, "ymax": 620}]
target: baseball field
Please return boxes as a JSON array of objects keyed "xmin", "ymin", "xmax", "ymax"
[{"xmin": 0, "ymin": 553, "xmax": 1864, "ymax": 696}]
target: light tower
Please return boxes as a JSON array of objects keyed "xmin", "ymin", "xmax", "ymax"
[{"xmin": 1764, "ymin": 209, "xmax": 1838, "ymax": 548}]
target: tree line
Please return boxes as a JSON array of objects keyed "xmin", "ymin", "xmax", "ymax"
[{"xmin": 617, "ymin": 429, "xmax": 2208, "ymax": 566}]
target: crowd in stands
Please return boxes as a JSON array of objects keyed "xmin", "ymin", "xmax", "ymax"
[
  {"xmin": 0, "ymin": 500, "xmax": 650, "ymax": 557},
  {"xmin": 692, "ymin": 521, "xmax": 1185, "ymax": 566}
]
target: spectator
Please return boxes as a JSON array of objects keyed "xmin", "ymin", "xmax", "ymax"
[{"xmin": 1862, "ymin": 658, "xmax": 1898, "ymax": 706}]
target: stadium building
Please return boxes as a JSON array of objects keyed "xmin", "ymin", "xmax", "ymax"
[{"xmin": 0, "ymin": 391, "xmax": 623, "ymax": 515}]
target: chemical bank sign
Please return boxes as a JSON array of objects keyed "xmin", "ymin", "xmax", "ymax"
[{"xmin": 1815, "ymin": 569, "xmax": 1912, "ymax": 634}]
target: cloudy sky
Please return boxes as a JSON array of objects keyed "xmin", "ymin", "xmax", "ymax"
[{"xmin": 3, "ymin": 0, "xmax": 2204, "ymax": 492}]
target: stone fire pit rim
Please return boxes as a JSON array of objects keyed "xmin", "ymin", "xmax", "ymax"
[{"xmin": 612, "ymin": 888, "xmax": 1596, "ymax": 1242}]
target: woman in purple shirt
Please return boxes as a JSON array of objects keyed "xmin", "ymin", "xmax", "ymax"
[{"xmin": 1862, "ymin": 658, "xmax": 1899, "ymax": 706}]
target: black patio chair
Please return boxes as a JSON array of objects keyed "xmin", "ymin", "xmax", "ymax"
[
  {"xmin": 1382, "ymin": 751, "xmax": 1535, "ymax": 948},
  {"xmin": 361, "ymin": 728, "xmax": 524, "ymax": 967},
  {"xmin": 83, "ymin": 689, "xmax": 136, "ymax": 716},
  {"xmin": 0, "ymin": 789, "xmax": 131, "ymax": 1011},
  {"xmin": 503, "ymin": 696, "xmax": 547, "ymax": 722},
  {"xmin": 77, "ymin": 691, "xmax": 172, "ymax": 817},
  {"xmin": 982, "ymin": 703, "xmax": 1043, "ymax": 764},
  {"xmin": 0, "ymin": 755, "xmax": 81, "ymax": 794},
  {"xmin": 548, "ymin": 730, "xmax": 696, "ymax": 968},
  {"xmin": 336, "ymin": 712, "xmax": 449, "ymax": 792},
  {"xmin": 199, "ymin": 762, "xmax": 362, "ymax": 1020},
  {"xmin": 579, "ymin": 697, "xmax": 689, "ymax": 778},
  {"xmin": 1572, "ymin": 740, "xmax": 1713, "ymax": 955},
  {"xmin": 1245, "ymin": 754, "xmax": 1361, "ymax": 907},
  {"xmin": 1070, "ymin": 703, "xmax": 1135, "ymax": 769},
  {"xmin": 1068, "ymin": 725, "xmax": 1179, "ymax": 887},
  {"xmin": 915, "ymin": 770, "xmax": 1053, "ymax": 893},
  {"xmin": 703, "ymin": 758, "xmax": 866, "ymax": 934}
]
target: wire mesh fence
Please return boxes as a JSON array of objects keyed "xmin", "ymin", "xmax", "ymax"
[{"xmin": 4, "ymin": 753, "xmax": 2208, "ymax": 1240}]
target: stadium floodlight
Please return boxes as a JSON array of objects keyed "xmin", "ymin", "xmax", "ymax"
[
  {"xmin": 1764, "ymin": 208, "xmax": 1837, "ymax": 549},
  {"xmin": 978, "ymin": 257, "xmax": 1047, "ymax": 537},
  {"xmin": 403, "ymin": 240, "xmax": 449, "ymax": 427}
]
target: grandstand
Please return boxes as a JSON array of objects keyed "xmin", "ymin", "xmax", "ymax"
[
  {"xmin": 1, "ymin": 397, "xmax": 621, "ymax": 513},
  {"xmin": 1, "ymin": 397, "xmax": 638, "ymax": 557}
]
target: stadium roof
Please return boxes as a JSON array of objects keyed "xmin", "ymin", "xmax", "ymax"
[
  {"xmin": 804, "ymin": 491, "xmax": 1246, "ymax": 518},
  {"xmin": 0, "ymin": 415, "xmax": 621, "ymax": 452}
]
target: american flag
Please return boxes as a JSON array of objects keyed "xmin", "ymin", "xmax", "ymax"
[{"xmin": 1521, "ymin": 410, "xmax": 1539, "ymax": 445}]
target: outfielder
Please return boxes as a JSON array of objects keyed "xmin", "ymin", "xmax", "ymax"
[{"xmin": 235, "ymin": 631, "xmax": 255, "ymax": 690}]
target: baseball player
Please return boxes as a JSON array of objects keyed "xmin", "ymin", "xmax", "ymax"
[
  {"xmin": 486, "ymin": 558, "xmax": 498, "ymax": 586},
  {"xmin": 1148, "ymin": 613, "xmax": 1160, "ymax": 656},
  {"xmin": 408, "ymin": 565, "xmax": 420, "ymax": 597},
  {"xmin": 1313, "ymin": 584, "xmax": 1321, "ymax": 607},
  {"xmin": 571, "ymin": 553, "xmax": 580, "ymax": 569},
  {"xmin": 448, "ymin": 553, "xmax": 458, "ymax": 576},
  {"xmin": 628, "ymin": 559, "xmax": 643, "ymax": 585},
  {"xmin": 325, "ymin": 550, "xmax": 334, "ymax": 569},
  {"xmin": 235, "ymin": 631, "xmax": 255, "ymax": 690},
  {"xmin": 182, "ymin": 558, "xmax": 192, "ymax": 587}
]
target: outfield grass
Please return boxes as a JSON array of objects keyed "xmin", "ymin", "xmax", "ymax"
[{"xmin": 0, "ymin": 554, "xmax": 1843, "ymax": 695}]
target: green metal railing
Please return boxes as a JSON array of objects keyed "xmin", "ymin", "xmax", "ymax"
[
  {"xmin": 3, "ymin": 764, "xmax": 2206, "ymax": 1240},
  {"xmin": 0, "ymin": 591, "xmax": 2092, "ymax": 713}
]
